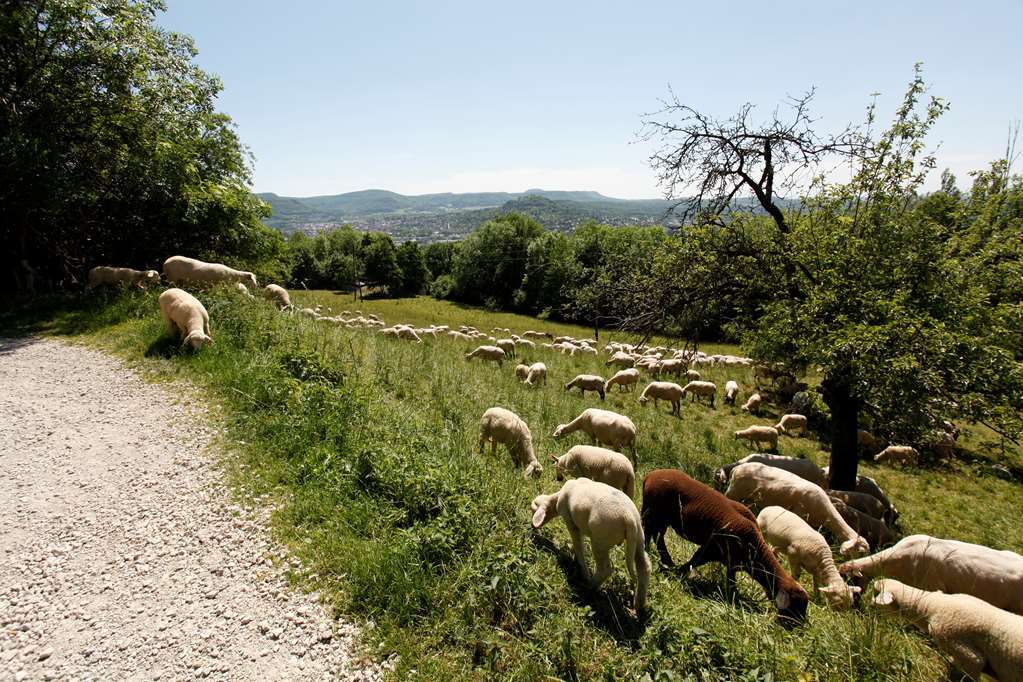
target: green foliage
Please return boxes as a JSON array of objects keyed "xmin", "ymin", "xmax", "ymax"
[
  {"xmin": 395, "ymin": 241, "xmax": 430, "ymax": 296},
  {"xmin": 424, "ymin": 242, "xmax": 458, "ymax": 279},
  {"xmin": 0, "ymin": 0, "xmax": 276, "ymax": 287},
  {"xmin": 448, "ymin": 213, "xmax": 544, "ymax": 308}
]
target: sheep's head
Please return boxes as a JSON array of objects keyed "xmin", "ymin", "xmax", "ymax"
[
  {"xmin": 819, "ymin": 583, "xmax": 861, "ymax": 609},
  {"xmin": 246, "ymin": 273, "xmax": 258, "ymax": 289},
  {"xmin": 144, "ymin": 270, "xmax": 160, "ymax": 285},
  {"xmin": 869, "ymin": 579, "xmax": 905, "ymax": 614},
  {"xmin": 712, "ymin": 468, "xmax": 728, "ymax": 488},
  {"xmin": 549, "ymin": 454, "xmax": 567, "ymax": 481},
  {"xmin": 637, "ymin": 396, "xmax": 649, "ymax": 406},
  {"xmin": 839, "ymin": 536, "xmax": 870, "ymax": 558},
  {"xmin": 530, "ymin": 493, "xmax": 558, "ymax": 528},
  {"xmin": 523, "ymin": 462, "xmax": 543, "ymax": 480},
  {"xmin": 774, "ymin": 584, "xmax": 809, "ymax": 626},
  {"xmin": 183, "ymin": 331, "xmax": 214, "ymax": 350}
]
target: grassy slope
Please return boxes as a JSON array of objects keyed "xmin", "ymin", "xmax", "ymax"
[{"xmin": 4, "ymin": 288, "xmax": 1021, "ymax": 681}]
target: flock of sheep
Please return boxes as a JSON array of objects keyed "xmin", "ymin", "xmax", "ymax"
[{"xmin": 88, "ymin": 256, "xmax": 1023, "ymax": 680}]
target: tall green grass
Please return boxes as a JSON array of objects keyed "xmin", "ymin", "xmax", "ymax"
[{"xmin": 4, "ymin": 288, "xmax": 1020, "ymax": 680}]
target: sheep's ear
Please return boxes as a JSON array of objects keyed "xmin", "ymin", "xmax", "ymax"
[
  {"xmin": 873, "ymin": 590, "xmax": 895, "ymax": 606},
  {"xmin": 549, "ymin": 453, "xmax": 559, "ymax": 463},
  {"xmin": 775, "ymin": 590, "xmax": 791, "ymax": 610},
  {"xmin": 531, "ymin": 505, "xmax": 549, "ymax": 528}
]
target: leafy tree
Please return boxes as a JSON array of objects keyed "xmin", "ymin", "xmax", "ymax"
[
  {"xmin": 395, "ymin": 241, "xmax": 430, "ymax": 296},
  {"xmin": 643, "ymin": 67, "xmax": 1023, "ymax": 489},
  {"xmin": 362, "ymin": 233, "xmax": 403, "ymax": 293},
  {"xmin": 517, "ymin": 231, "xmax": 575, "ymax": 314},
  {"xmin": 449, "ymin": 213, "xmax": 543, "ymax": 308},
  {"xmin": 424, "ymin": 242, "xmax": 457, "ymax": 280},
  {"xmin": 0, "ymin": 0, "xmax": 278, "ymax": 288}
]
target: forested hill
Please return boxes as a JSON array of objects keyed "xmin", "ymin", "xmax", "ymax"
[{"xmin": 256, "ymin": 189, "xmax": 677, "ymax": 240}]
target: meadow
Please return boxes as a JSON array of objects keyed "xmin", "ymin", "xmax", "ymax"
[{"xmin": 4, "ymin": 287, "xmax": 1021, "ymax": 680}]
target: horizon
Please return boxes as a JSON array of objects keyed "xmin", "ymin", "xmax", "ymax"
[{"xmin": 159, "ymin": 1, "xmax": 1023, "ymax": 199}]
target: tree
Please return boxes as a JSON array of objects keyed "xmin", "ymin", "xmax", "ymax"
[
  {"xmin": 1, "ymin": 0, "xmax": 278, "ymax": 288},
  {"xmin": 643, "ymin": 67, "xmax": 1023, "ymax": 489},
  {"xmin": 395, "ymin": 241, "xmax": 430, "ymax": 296},
  {"xmin": 424, "ymin": 242, "xmax": 457, "ymax": 280},
  {"xmin": 449, "ymin": 213, "xmax": 543, "ymax": 308},
  {"xmin": 362, "ymin": 233, "xmax": 402, "ymax": 293}
]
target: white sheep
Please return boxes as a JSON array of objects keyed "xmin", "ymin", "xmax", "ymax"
[
  {"xmin": 494, "ymin": 338, "xmax": 516, "ymax": 357},
  {"xmin": 774, "ymin": 414, "xmax": 808, "ymax": 437},
  {"xmin": 733, "ymin": 425, "xmax": 780, "ymax": 451},
  {"xmin": 549, "ymin": 445, "xmax": 636, "ymax": 498},
  {"xmin": 724, "ymin": 463, "xmax": 870, "ymax": 557},
  {"xmin": 715, "ymin": 453, "xmax": 827, "ymax": 488},
  {"xmin": 681, "ymin": 380, "xmax": 717, "ymax": 407},
  {"xmin": 874, "ymin": 445, "xmax": 919, "ymax": 466},
  {"xmin": 524, "ymin": 362, "xmax": 547, "ymax": 387},
  {"xmin": 741, "ymin": 392, "xmax": 763, "ymax": 414},
  {"xmin": 828, "ymin": 498, "xmax": 897, "ymax": 550},
  {"xmin": 478, "ymin": 407, "xmax": 542, "ymax": 479},
  {"xmin": 826, "ymin": 489, "xmax": 891, "ymax": 524},
  {"xmin": 604, "ymin": 368, "xmax": 640, "ymax": 394},
  {"xmin": 637, "ymin": 381, "xmax": 685, "ymax": 416},
  {"xmin": 162, "ymin": 255, "xmax": 257, "ymax": 289},
  {"xmin": 263, "ymin": 283, "xmax": 292, "ymax": 310},
  {"xmin": 234, "ymin": 281, "xmax": 255, "ymax": 298},
  {"xmin": 606, "ymin": 351, "xmax": 636, "ymax": 368},
  {"xmin": 553, "ymin": 408, "xmax": 637, "ymax": 465},
  {"xmin": 654, "ymin": 358, "xmax": 684, "ymax": 377},
  {"xmin": 465, "ymin": 345, "xmax": 506, "ymax": 367},
  {"xmin": 531, "ymin": 478, "xmax": 650, "ymax": 612},
  {"xmin": 158, "ymin": 288, "xmax": 213, "ymax": 350},
  {"xmin": 857, "ymin": 429, "xmax": 887, "ymax": 455},
  {"xmin": 757, "ymin": 506, "xmax": 860, "ymax": 609},
  {"xmin": 870, "ymin": 578, "xmax": 1023, "ymax": 681},
  {"xmin": 87, "ymin": 266, "xmax": 161, "ymax": 289},
  {"xmin": 564, "ymin": 374, "xmax": 606, "ymax": 401},
  {"xmin": 514, "ymin": 337, "xmax": 536, "ymax": 350},
  {"xmin": 821, "ymin": 467, "xmax": 899, "ymax": 523},
  {"xmin": 447, "ymin": 330, "xmax": 473, "ymax": 341},
  {"xmin": 724, "ymin": 380, "xmax": 740, "ymax": 406},
  {"xmin": 840, "ymin": 535, "xmax": 1023, "ymax": 615},
  {"xmin": 514, "ymin": 363, "xmax": 530, "ymax": 381}
]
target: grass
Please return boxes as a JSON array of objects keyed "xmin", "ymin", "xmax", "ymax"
[{"xmin": 3, "ymin": 287, "xmax": 1021, "ymax": 680}]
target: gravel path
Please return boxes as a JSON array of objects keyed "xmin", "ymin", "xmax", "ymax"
[{"xmin": 0, "ymin": 337, "xmax": 383, "ymax": 681}]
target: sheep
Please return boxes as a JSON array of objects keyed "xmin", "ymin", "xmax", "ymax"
[
  {"xmin": 715, "ymin": 454, "xmax": 827, "ymax": 489},
  {"xmin": 514, "ymin": 337, "xmax": 536, "ymax": 350},
  {"xmin": 158, "ymin": 288, "xmax": 213, "ymax": 350},
  {"xmin": 724, "ymin": 380, "xmax": 740, "ymax": 406},
  {"xmin": 828, "ymin": 498, "xmax": 897, "ymax": 550},
  {"xmin": 774, "ymin": 414, "xmax": 808, "ymax": 437},
  {"xmin": 465, "ymin": 345, "xmax": 506, "ymax": 367},
  {"xmin": 87, "ymin": 266, "xmax": 161, "ymax": 289},
  {"xmin": 839, "ymin": 535, "xmax": 1023, "ymax": 615},
  {"xmin": 684, "ymin": 369, "xmax": 701, "ymax": 381},
  {"xmin": 263, "ymin": 283, "xmax": 292, "ymax": 310},
  {"xmin": 521, "ymin": 330, "xmax": 549, "ymax": 340},
  {"xmin": 870, "ymin": 578, "xmax": 1023, "ymax": 681},
  {"xmin": 653, "ymin": 358, "xmax": 684, "ymax": 378},
  {"xmin": 857, "ymin": 429, "xmax": 887, "ymax": 455},
  {"xmin": 447, "ymin": 330, "xmax": 473, "ymax": 341},
  {"xmin": 637, "ymin": 381, "xmax": 685, "ymax": 416},
  {"xmin": 681, "ymin": 380, "xmax": 717, "ymax": 407},
  {"xmin": 514, "ymin": 363, "xmax": 530, "ymax": 381},
  {"xmin": 564, "ymin": 374, "xmax": 606, "ymax": 401},
  {"xmin": 478, "ymin": 407, "xmax": 542, "ymax": 479},
  {"xmin": 531, "ymin": 478, "xmax": 650, "ymax": 613},
  {"xmin": 414, "ymin": 327, "xmax": 438, "ymax": 339},
  {"xmin": 553, "ymin": 408, "xmax": 637, "ymax": 466},
  {"xmin": 930, "ymin": 430, "xmax": 957, "ymax": 459},
  {"xmin": 606, "ymin": 351, "xmax": 636, "ymax": 368},
  {"xmin": 234, "ymin": 281, "xmax": 255, "ymax": 298},
  {"xmin": 821, "ymin": 467, "xmax": 899, "ymax": 523},
  {"xmin": 826, "ymin": 489, "xmax": 893, "ymax": 525},
  {"xmin": 384, "ymin": 325, "xmax": 423, "ymax": 343},
  {"xmin": 741, "ymin": 392, "xmax": 763, "ymax": 414},
  {"xmin": 641, "ymin": 469, "xmax": 809, "ymax": 624},
  {"xmin": 604, "ymin": 368, "xmax": 640, "ymax": 394},
  {"xmin": 550, "ymin": 445, "xmax": 635, "ymax": 498},
  {"xmin": 733, "ymin": 425, "xmax": 779, "ymax": 452},
  {"xmin": 162, "ymin": 255, "xmax": 257, "ymax": 289},
  {"xmin": 874, "ymin": 445, "xmax": 919, "ymax": 466},
  {"xmin": 494, "ymin": 338, "xmax": 516, "ymax": 357},
  {"xmin": 757, "ymin": 506, "xmax": 860, "ymax": 609},
  {"xmin": 524, "ymin": 362, "xmax": 547, "ymax": 387},
  {"xmin": 724, "ymin": 463, "xmax": 870, "ymax": 557}
]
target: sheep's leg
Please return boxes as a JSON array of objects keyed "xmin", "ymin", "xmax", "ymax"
[
  {"xmin": 589, "ymin": 547, "xmax": 614, "ymax": 590},
  {"xmin": 566, "ymin": 523, "xmax": 590, "ymax": 581},
  {"xmin": 933, "ymin": 638, "xmax": 985, "ymax": 681},
  {"xmin": 477, "ymin": 433, "xmax": 486, "ymax": 454},
  {"xmin": 679, "ymin": 540, "xmax": 724, "ymax": 575}
]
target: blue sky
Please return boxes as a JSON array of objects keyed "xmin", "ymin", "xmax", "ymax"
[{"xmin": 159, "ymin": 1, "xmax": 1023, "ymax": 199}]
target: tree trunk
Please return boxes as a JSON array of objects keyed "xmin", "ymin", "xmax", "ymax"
[{"xmin": 822, "ymin": 373, "xmax": 860, "ymax": 491}]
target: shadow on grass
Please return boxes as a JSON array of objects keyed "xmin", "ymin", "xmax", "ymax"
[
  {"xmin": 144, "ymin": 335, "xmax": 180, "ymax": 358},
  {"xmin": 530, "ymin": 532, "xmax": 648, "ymax": 646},
  {"xmin": 0, "ymin": 291, "xmax": 150, "ymax": 339}
]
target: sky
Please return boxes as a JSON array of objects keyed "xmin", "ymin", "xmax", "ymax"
[{"xmin": 159, "ymin": 1, "xmax": 1023, "ymax": 199}]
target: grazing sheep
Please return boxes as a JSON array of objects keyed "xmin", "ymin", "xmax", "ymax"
[
  {"xmin": 930, "ymin": 430, "xmax": 957, "ymax": 459},
  {"xmin": 857, "ymin": 429, "xmax": 887, "ymax": 455},
  {"xmin": 715, "ymin": 454, "xmax": 827, "ymax": 488},
  {"xmin": 605, "ymin": 368, "xmax": 640, "ymax": 394},
  {"xmin": 478, "ymin": 407, "xmax": 542, "ymax": 479},
  {"xmin": 741, "ymin": 392, "xmax": 763, "ymax": 414},
  {"xmin": 870, "ymin": 579, "xmax": 1023, "ymax": 681},
  {"xmin": 553, "ymin": 408, "xmax": 637, "ymax": 465},
  {"xmin": 550, "ymin": 445, "xmax": 635, "ymax": 498},
  {"xmin": 723, "ymin": 380, "xmax": 740, "ymax": 405},
  {"xmin": 234, "ymin": 281, "xmax": 255, "ymax": 298},
  {"xmin": 263, "ymin": 283, "xmax": 292, "ymax": 310},
  {"xmin": 828, "ymin": 498, "xmax": 898, "ymax": 550},
  {"xmin": 827, "ymin": 489, "xmax": 892, "ymax": 524},
  {"xmin": 653, "ymin": 358, "xmax": 684, "ymax": 378},
  {"xmin": 514, "ymin": 337, "xmax": 536, "ymax": 350},
  {"xmin": 822, "ymin": 467, "xmax": 899, "ymax": 523},
  {"xmin": 564, "ymin": 374, "xmax": 606, "ymax": 401},
  {"xmin": 637, "ymin": 381, "xmax": 685, "ymax": 416},
  {"xmin": 465, "ymin": 345, "xmax": 507, "ymax": 367},
  {"xmin": 162, "ymin": 255, "xmax": 257, "ymax": 289},
  {"xmin": 606, "ymin": 351, "xmax": 636, "ymax": 368},
  {"xmin": 521, "ymin": 330, "xmax": 548, "ymax": 340},
  {"xmin": 774, "ymin": 414, "xmax": 808, "ymax": 437},
  {"xmin": 757, "ymin": 506, "xmax": 860, "ymax": 609},
  {"xmin": 524, "ymin": 362, "xmax": 547, "ymax": 387},
  {"xmin": 447, "ymin": 330, "xmax": 473, "ymax": 341},
  {"xmin": 495, "ymin": 338, "xmax": 516, "ymax": 357},
  {"xmin": 681, "ymin": 380, "xmax": 717, "ymax": 406},
  {"xmin": 733, "ymin": 425, "xmax": 780, "ymax": 452},
  {"xmin": 514, "ymin": 364, "xmax": 530, "ymax": 381},
  {"xmin": 874, "ymin": 445, "xmax": 919, "ymax": 466},
  {"xmin": 724, "ymin": 463, "xmax": 870, "ymax": 557},
  {"xmin": 88, "ymin": 266, "xmax": 161, "ymax": 289},
  {"xmin": 641, "ymin": 469, "xmax": 809, "ymax": 624},
  {"xmin": 158, "ymin": 288, "xmax": 213, "ymax": 350},
  {"xmin": 531, "ymin": 478, "xmax": 650, "ymax": 612},
  {"xmin": 840, "ymin": 535, "xmax": 1023, "ymax": 615},
  {"xmin": 684, "ymin": 369, "xmax": 701, "ymax": 381}
]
